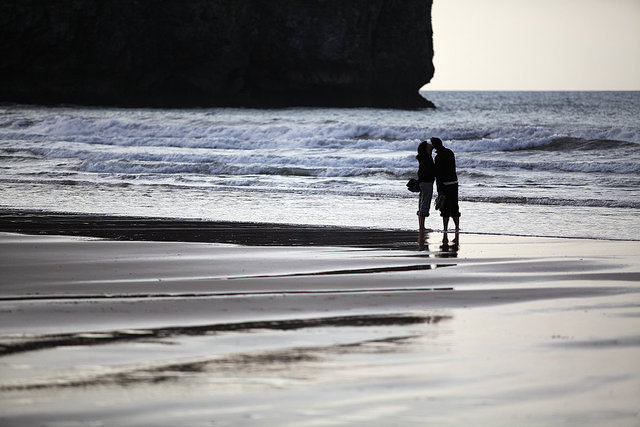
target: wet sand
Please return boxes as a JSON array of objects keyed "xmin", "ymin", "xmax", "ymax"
[{"xmin": 0, "ymin": 212, "xmax": 639, "ymax": 426}]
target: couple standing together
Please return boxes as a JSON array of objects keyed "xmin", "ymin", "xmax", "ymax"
[{"xmin": 416, "ymin": 137, "xmax": 460, "ymax": 246}]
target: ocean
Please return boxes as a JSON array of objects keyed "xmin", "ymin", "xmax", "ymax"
[{"xmin": 1, "ymin": 91, "xmax": 639, "ymax": 240}]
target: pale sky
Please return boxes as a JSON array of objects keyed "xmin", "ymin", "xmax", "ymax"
[{"xmin": 423, "ymin": 0, "xmax": 640, "ymax": 90}]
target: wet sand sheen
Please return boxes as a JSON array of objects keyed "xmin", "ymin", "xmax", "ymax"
[{"xmin": 0, "ymin": 214, "xmax": 639, "ymax": 425}]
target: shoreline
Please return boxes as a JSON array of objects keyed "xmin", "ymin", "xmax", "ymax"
[{"xmin": 1, "ymin": 208, "xmax": 637, "ymax": 245}]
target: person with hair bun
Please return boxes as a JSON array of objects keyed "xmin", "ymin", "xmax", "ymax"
[{"xmin": 416, "ymin": 140, "xmax": 435, "ymax": 247}]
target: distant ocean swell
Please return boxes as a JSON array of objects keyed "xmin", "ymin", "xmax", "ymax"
[{"xmin": 2, "ymin": 114, "xmax": 640, "ymax": 148}]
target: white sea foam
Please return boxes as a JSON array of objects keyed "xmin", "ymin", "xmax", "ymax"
[
  {"xmin": 10, "ymin": 136, "xmax": 637, "ymax": 177},
  {"xmin": 2, "ymin": 113, "xmax": 640, "ymax": 152}
]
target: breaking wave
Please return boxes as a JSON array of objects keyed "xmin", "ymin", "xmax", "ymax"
[{"xmin": 1, "ymin": 113, "xmax": 639, "ymax": 152}]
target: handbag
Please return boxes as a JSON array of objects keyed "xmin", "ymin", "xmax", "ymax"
[{"xmin": 406, "ymin": 178, "xmax": 420, "ymax": 192}]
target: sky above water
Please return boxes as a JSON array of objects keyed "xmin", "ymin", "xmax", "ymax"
[{"xmin": 424, "ymin": 0, "xmax": 640, "ymax": 90}]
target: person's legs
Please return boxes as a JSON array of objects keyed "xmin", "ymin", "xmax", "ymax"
[
  {"xmin": 417, "ymin": 182, "xmax": 433, "ymax": 246},
  {"xmin": 417, "ymin": 182, "xmax": 433, "ymax": 218},
  {"xmin": 418, "ymin": 215, "xmax": 426, "ymax": 246},
  {"xmin": 442, "ymin": 216, "xmax": 450, "ymax": 231},
  {"xmin": 449, "ymin": 184, "xmax": 460, "ymax": 231}
]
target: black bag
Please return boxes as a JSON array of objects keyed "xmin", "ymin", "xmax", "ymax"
[{"xmin": 406, "ymin": 178, "xmax": 420, "ymax": 192}]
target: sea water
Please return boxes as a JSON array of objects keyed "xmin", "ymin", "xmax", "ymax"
[{"xmin": 1, "ymin": 91, "xmax": 639, "ymax": 240}]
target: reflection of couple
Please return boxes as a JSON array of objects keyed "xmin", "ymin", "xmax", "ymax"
[
  {"xmin": 416, "ymin": 137, "xmax": 461, "ymax": 247},
  {"xmin": 418, "ymin": 231, "xmax": 460, "ymax": 257},
  {"xmin": 441, "ymin": 230, "xmax": 459, "ymax": 256}
]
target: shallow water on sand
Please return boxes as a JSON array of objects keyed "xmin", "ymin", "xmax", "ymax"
[
  {"xmin": 3, "ymin": 183, "xmax": 640, "ymax": 241},
  {"xmin": 2, "ymin": 295, "xmax": 638, "ymax": 426}
]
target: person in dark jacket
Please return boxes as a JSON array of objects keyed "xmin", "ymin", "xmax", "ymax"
[
  {"xmin": 431, "ymin": 137, "xmax": 460, "ymax": 231},
  {"xmin": 416, "ymin": 140, "xmax": 435, "ymax": 247}
]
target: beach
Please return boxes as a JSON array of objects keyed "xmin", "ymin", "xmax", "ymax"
[
  {"xmin": 1, "ymin": 213, "xmax": 639, "ymax": 426},
  {"xmin": 1, "ymin": 91, "xmax": 639, "ymax": 425}
]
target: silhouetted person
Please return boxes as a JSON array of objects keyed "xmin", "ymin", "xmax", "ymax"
[
  {"xmin": 416, "ymin": 140, "xmax": 435, "ymax": 247},
  {"xmin": 431, "ymin": 137, "xmax": 460, "ymax": 231}
]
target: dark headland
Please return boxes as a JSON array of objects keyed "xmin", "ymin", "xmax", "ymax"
[{"xmin": 0, "ymin": 0, "xmax": 435, "ymax": 109}]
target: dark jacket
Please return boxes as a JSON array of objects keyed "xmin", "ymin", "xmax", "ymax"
[
  {"xmin": 417, "ymin": 154, "xmax": 435, "ymax": 182},
  {"xmin": 434, "ymin": 147, "xmax": 457, "ymax": 192}
]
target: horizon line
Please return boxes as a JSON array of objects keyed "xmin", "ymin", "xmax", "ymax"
[{"xmin": 420, "ymin": 88, "xmax": 640, "ymax": 92}]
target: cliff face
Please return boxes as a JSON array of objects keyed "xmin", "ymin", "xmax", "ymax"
[{"xmin": 0, "ymin": 0, "xmax": 434, "ymax": 108}]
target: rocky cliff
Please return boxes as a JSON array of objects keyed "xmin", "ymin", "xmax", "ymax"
[{"xmin": 0, "ymin": 0, "xmax": 434, "ymax": 108}]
